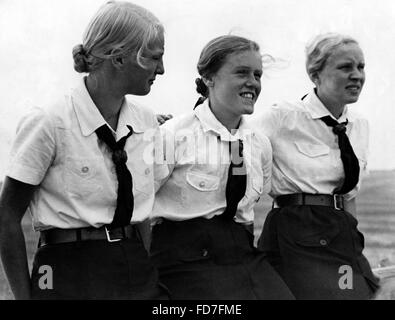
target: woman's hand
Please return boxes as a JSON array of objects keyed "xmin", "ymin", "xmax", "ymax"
[
  {"xmin": 156, "ymin": 114, "xmax": 173, "ymax": 126},
  {"xmin": 344, "ymin": 198, "xmax": 357, "ymax": 216}
]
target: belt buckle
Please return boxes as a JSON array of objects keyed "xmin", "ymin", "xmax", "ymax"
[
  {"xmin": 333, "ymin": 194, "xmax": 344, "ymax": 211},
  {"xmin": 105, "ymin": 226, "xmax": 122, "ymax": 243}
]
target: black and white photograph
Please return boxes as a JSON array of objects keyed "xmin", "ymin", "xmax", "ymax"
[{"xmin": 0, "ymin": 0, "xmax": 395, "ymax": 304}]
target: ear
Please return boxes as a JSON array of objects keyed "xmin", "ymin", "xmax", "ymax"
[
  {"xmin": 308, "ymin": 71, "xmax": 320, "ymax": 86},
  {"xmin": 111, "ymin": 56, "xmax": 125, "ymax": 70},
  {"xmin": 202, "ymin": 77, "xmax": 214, "ymax": 87}
]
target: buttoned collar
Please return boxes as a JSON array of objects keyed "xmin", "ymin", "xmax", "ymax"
[
  {"xmin": 71, "ymin": 77, "xmax": 149, "ymax": 140},
  {"xmin": 194, "ymin": 100, "xmax": 253, "ymax": 142},
  {"xmin": 303, "ymin": 89, "xmax": 355, "ymax": 123}
]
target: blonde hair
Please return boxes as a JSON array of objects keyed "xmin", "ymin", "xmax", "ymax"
[
  {"xmin": 305, "ymin": 33, "xmax": 359, "ymax": 80},
  {"xmin": 72, "ymin": 1, "xmax": 164, "ymax": 73}
]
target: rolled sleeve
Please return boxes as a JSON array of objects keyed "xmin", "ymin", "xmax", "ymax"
[{"xmin": 7, "ymin": 107, "xmax": 56, "ymax": 185}]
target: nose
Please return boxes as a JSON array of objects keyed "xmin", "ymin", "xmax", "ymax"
[
  {"xmin": 246, "ymin": 74, "xmax": 261, "ymax": 92},
  {"xmin": 156, "ymin": 57, "xmax": 165, "ymax": 75},
  {"xmin": 350, "ymin": 67, "xmax": 364, "ymax": 81}
]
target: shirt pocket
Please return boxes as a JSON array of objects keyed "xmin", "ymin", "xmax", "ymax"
[
  {"xmin": 186, "ymin": 170, "xmax": 220, "ymax": 192},
  {"xmin": 132, "ymin": 164, "xmax": 154, "ymax": 196},
  {"xmin": 64, "ymin": 156, "xmax": 103, "ymax": 198},
  {"xmin": 294, "ymin": 142, "xmax": 330, "ymax": 158}
]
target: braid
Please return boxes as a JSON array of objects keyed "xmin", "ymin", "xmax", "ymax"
[
  {"xmin": 72, "ymin": 44, "xmax": 89, "ymax": 73},
  {"xmin": 193, "ymin": 78, "xmax": 209, "ymax": 110}
]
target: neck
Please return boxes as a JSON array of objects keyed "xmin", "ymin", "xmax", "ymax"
[
  {"xmin": 85, "ymin": 74, "xmax": 124, "ymax": 130},
  {"xmin": 209, "ymin": 101, "xmax": 241, "ymax": 133},
  {"xmin": 315, "ymin": 89, "xmax": 345, "ymax": 119}
]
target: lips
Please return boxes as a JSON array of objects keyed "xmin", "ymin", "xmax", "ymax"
[
  {"xmin": 239, "ymin": 91, "xmax": 256, "ymax": 101},
  {"xmin": 345, "ymin": 84, "xmax": 361, "ymax": 90}
]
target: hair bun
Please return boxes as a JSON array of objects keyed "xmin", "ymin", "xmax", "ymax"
[
  {"xmin": 72, "ymin": 44, "xmax": 89, "ymax": 73},
  {"xmin": 195, "ymin": 78, "xmax": 208, "ymax": 97}
]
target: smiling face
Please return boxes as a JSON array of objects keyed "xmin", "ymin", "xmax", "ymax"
[
  {"xmin": 120, "ymin": 34, "xmax": 165, "ymax": 96},
  {"xmin": 314, "ymin": 43, "xmax": 365, "ymax": 110},
  {"xmin": 206, "ymin": 50, "xmax": 262, "ymax": 125}
]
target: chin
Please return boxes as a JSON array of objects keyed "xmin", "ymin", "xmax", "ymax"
[
  {"xmin": 243, "ymin": 105, "xmax": 255, "ymax": 115},
  {"xmin": 130, "ymin": 87, "xmax": 151, "ymax": 96},
  {"xmin": 345, "ymin": 96, "xmax": 360, "ymax": 105},
  {"xmin": 345, "ymin": 91, "xmax": 362, "ymax": 103}
]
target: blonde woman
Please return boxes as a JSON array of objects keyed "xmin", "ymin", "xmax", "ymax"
[
  {"xmin": 0, "ymin": 1, "xmax": 168, "ymax": 299},
  {"xmin": 255, "ymin": 33, "xmax": 380, "ymax": 299}
]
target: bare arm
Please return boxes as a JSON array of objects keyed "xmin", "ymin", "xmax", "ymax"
[
  {"xmin": 0, "ymin": 177, "xmax": 36, "ymax": 300},
  {"xmin": 344, "ymin": 197, "xmax": 357, "ymax": 216}
]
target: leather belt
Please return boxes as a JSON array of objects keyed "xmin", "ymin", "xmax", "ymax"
[
  {"xmin": 275, "ymin": 193, "xmax": 345, "ymax": 211},
  {"xmin": 39, "ymin": 225, "xmax": 138, "ymax": 247}
]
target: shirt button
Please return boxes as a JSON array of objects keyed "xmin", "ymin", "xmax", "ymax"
[
  {"xmin": 145, "ymin": 168, "xmax": 151, "ymax": 175},
  {"xmin": 81, "ymin": 166, "xmax": 89, "ymax": 173},
  {"xmin": 202, "ymin": 249, "xmax": 209, "ymax": 257},
  {"xmin": 320, "ymin": 239, "xmax": 328, "ymax": 246},
  {"xmin": 199, "ymin": 181, "xmax": 206, "ymax": 188}
]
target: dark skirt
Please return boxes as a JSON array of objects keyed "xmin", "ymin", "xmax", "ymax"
[
  {"xmin": 150, "ymin": 216, "xmax": 295, "ymax": 300},
  {"xmin": 30, "ymin": 236, "xmax": 168, "ymax": 300},
  {"xmin": 258, "ymin": 205, "xmax": 380, "ymax": 300}
]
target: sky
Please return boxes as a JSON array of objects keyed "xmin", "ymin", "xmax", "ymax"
[{"xmin": 1, "ymin": 0, "xmax": 395, "ymax": 176}]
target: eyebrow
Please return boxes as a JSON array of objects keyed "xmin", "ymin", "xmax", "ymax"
[
  {"xmin": 233, "ymin": 65, "xmax": 262, "ymax": 71},
  {"xmin": 145, "ymin": 49, "xmax": 164, "ymax": 57},
  {"xmin": 337, "ymin": 58, "xmax": 364, "ymax": 64}
]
